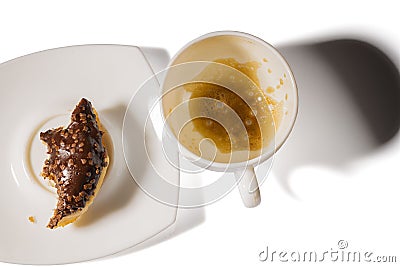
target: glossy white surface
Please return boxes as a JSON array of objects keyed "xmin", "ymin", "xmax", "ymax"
[{"xmin": 0, "ymin": 45, "xmax": 178, "ymax": 264}]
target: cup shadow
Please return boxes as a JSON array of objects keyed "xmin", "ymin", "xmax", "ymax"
[{"xmin": 273, "ymin": 38, "xmax": 400, "ymax": 197}]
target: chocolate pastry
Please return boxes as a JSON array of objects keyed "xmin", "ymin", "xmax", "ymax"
[{"xmin": 40, "ymin": 98, "xmax": 109, "ymax": 229}]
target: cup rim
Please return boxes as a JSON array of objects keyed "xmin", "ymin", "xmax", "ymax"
[{"xmin": 161, "ymin": 30, "xmax": 299, "ymax": 171}]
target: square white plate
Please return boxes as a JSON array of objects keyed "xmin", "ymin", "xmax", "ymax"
[{"xmin": 0, "ymin": 45, "xmax": 179, "ymax": 264}]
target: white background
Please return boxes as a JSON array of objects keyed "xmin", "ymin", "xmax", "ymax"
[{"xmin": 0, "ymin": 0, "xmax": 399, "ymax": 266}]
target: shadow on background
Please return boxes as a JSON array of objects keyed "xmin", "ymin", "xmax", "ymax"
[{"xmin": 274, "ymin": 39, "xmax": 400, "ymax": 197}]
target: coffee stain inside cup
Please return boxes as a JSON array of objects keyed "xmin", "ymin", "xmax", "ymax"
[{"xmin": 184, "ymin": 58, "xmax": 283, "ymax": 157}]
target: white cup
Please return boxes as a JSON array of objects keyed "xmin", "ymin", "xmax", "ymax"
[{"xmin": 161, "ymin": 31, "xmax": 298, "ymax": 207}]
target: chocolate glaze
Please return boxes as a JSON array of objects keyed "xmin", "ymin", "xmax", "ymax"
[{"xmin": 40, "ymin": 98, "xmax": 108, "ymax": 229}]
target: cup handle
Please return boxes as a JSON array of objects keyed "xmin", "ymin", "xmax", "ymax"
[{"xmin": 234, "ymin": 167, "xmax": 261, "ymax": 208}]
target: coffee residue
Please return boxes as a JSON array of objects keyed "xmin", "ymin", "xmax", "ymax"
[{"xmin": 184, "ymin": 58, "xmax": 282, "ymax": 154}]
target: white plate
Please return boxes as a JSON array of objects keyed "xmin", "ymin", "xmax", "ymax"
[{"xmin": 0, "ymin": 45, "xmax": 179, "ymax": 264}]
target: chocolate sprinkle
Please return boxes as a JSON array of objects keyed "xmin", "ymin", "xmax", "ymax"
[{"xmin": 40, "ymin": 98, "xmax": 108, "ymax": 229}]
